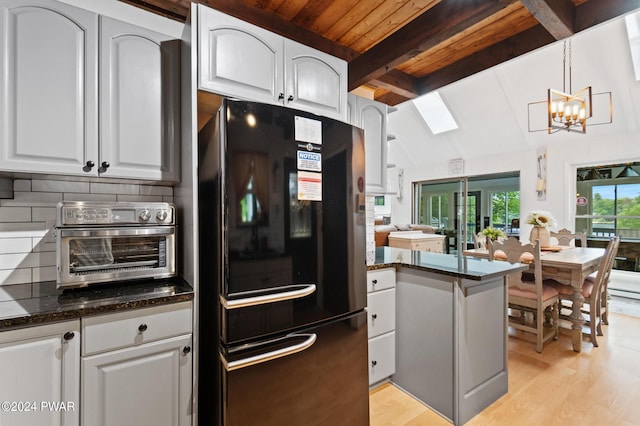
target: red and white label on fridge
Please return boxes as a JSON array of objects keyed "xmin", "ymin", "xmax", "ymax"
[{"xmin": 298, "ymin": 171, "xmax": 322, "ymax": 201}]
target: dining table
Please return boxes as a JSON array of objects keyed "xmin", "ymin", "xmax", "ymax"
[{"xmin": 463, "ymin": 246, "xmax": 607, "ymax": 352}]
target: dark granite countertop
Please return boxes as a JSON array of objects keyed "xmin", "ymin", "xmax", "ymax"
[
  {"xmin": 0, "ymin": 277, "xmax": 194, "ymax": 330},
  {"xmin": 369, "ymin": 246, "xmax": 528, "ymax": 282}
]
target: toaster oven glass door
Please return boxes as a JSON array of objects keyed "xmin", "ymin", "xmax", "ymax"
[{"xmin": 57, "ymin": 227, "xmax": 176, "ymax": 288}]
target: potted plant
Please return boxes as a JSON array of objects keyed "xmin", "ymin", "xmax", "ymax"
[
  {"xmin": 481, "ymin": 227, "xmax": 505, "ymax": 241},
  {"xmin": 526, "ymin": 210, "xmax": 556, "ymax": 247}
]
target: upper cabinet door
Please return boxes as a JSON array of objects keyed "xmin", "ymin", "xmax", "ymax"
[
  {"xmin": 356, "ymin": 96, "xmax": 388, "ymax": 194},
  {"xmin": 99, "ymin": 17, "xmax": 180, "ymax": 182},
  {"xmin": 0, "ymin": 0, "xmax": 98, "ymax": 175},
  {"xmin": 198, "ymin": 6, "xmax": 283, "ymax": 105},
  {"xmin": 284, "ymin": 39, "xmax": 347, "ymax": 122}
]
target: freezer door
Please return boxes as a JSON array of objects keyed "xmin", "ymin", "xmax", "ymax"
[{"xmin": 219, "ymin": 311, "xmax": 369, "ymax": 426}]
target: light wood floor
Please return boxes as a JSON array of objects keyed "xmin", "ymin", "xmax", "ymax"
[{"xmin": 369, "ymin": 310, "xmax": 640, "ymax": 425}]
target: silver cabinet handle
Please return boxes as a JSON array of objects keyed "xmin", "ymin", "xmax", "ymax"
[
  {"xmin": 221, "ymin": 333, "xmax": 317, "ymax": 371},
  {"xmin": 220, "ymin": 284, "xmax": 316, "ymax": 309}
]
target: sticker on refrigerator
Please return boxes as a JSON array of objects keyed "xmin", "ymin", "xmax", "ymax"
[
  {"xmin": 297, "ymin": 171, "xmax": 322, "ymax": 201},
  {"xmin": 297, "ymin": 150, "xmax": 322, "ymax": 172},
  {"xmin": 294, "ymin": 116, "xmax": 322, "ymax": 144}
]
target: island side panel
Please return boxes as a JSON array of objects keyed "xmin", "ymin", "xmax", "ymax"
[
  {"xmin": 393, "ymin": 268, "xmax": 455, "ymax": 421},
  {"xmin": 457, "ymin": 277, "xmax": 508, "ymax": 425}
]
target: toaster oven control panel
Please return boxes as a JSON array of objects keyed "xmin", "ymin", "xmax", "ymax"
[{"xmin": 58, "ymin": 202, "xmax": 174, "ymax": 226}]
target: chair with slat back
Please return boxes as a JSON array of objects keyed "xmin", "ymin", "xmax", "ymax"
[
  {"xmin": 473, "ymin": 232, "xmax": 487, "ymax": 249},
  {"xmin": 550, "ymin": 228, "xmax": 587, "ymax": 247},
  {"xmin": 547, "ymin": 236, "xmax": 620, "ymax": 346},
  {"xmin": 489, "ymin": 237, "xmax": 559, "ymax": 353}
]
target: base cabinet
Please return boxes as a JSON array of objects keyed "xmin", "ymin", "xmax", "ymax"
[
  {"xmin": 82, "ymin": 335, "xmax": 192, "ymax": 426},
  {"xmin": 366, "ymin": 268, "xmax": 396, "ymax": 386},
  {"xmin": 0, "ymin": 321, "xmax": 80, "ymax": 426},
  {"xmin": 81, "ymin": 302, "xmax": 193, "ymax": 426}
]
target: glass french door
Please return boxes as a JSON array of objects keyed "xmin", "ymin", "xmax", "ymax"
[{"xmin": 455, "ymin": 191, "xmax": 481, "ymax": 246}]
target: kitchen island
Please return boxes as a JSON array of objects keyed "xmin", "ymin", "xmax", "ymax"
[{"xmin": 370, "ymin": 247, "xmax": 528, "ymax": 426}]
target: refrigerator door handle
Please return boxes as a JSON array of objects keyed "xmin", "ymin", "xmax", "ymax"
[
  {"xmin": 221, "ymin": 333, "xmax": 317, "ymax": 371},
  {"xmin": 220, "ymin": 284, "xmax": 316, "ymax": 309}
]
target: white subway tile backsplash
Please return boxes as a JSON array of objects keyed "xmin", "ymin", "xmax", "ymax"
[
  {"xmin": 0, "ymin": 177, "xmax": 176, "ymax": 298},
  {"xmin": 0, "ymin": 223, "xmax": 48, "ymax": 236},
  {"xmin": 117, "ymin": 194, "xmax": 163, "ymax": 203},
  {"xmin": 90, "ymin": 182, "xmax": 139, "ymax": 195},
  {"xmin": 0, "ymin": 207, "xmax": 32, "ymax": 222},
  {"xmin": 32, "ymin": 238, "xmax": 56, "ymax": 253},
  {"xmin": 140, "ymin": 185, "xmax": 173, "ymax": 196},
  {"xmin": 3, "ymin": 191, "xmax": 63, "ymax": 206},
  {"xmin": 0, "ymin": 252, "xmax": 55, "ymax": 270},
  {"xmin": 13, "ymin": 179, "xmax": 31, "ymax": 192},
  {"xmin": 0, "ymin": 283, "xmax": 32, "ymax": 301},
  {"xmin": 0, "ymin": 238, "xmax": 33, "ymax": 254},
  {"xmin": 32, "ymin": 207, "xmax": 56, "ymax": 222},
  {"xmin": 0, "ymin": 268, "xmax": 32, "ymax": 286},
  {"xmin": 32, "ymin": 266, "xmax": 56, "ymax": 283},
  {"xmin": 32, "ymin": 179, "xmax": 90, "ymax": 193},
  {"xmin": 63, "ymin": 192, "xmax": 117, "ymax": 202}
]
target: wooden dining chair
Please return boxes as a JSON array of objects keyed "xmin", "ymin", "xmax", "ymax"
[
  {"xmin": 473, "ymin": 232, "xmax": 487, "ymax": 249},
  {"xmin": 547, "ymin": 236, "xmax": 620, "ymax": 347},
  {"xmin": 550, "ymin": 228, "xmax": 587, "ymax": 247},
  {"xmin": 489, "ymin": 237, "xmax": 559, "ymax": 353}
]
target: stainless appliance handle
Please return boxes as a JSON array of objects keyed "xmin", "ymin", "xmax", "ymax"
[
  {"xmin": 59, "ymin": 227, "xmax": 174, "ymax": 238},
  {"xmin": 221, "ymin": 333, "xmax": 317, "ymax": 371},
  {"xmin": 220, "ymin": 284, "xmax": 316, "ymax": 309}
]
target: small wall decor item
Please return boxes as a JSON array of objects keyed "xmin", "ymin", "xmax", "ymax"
[{"xmin": 536, "ymin": 147, "xmax": 547, "ymax": 201}]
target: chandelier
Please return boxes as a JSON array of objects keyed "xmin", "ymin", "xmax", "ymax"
[{"xmin": 547, "ymin": 39, "xmax": 592, "ymax": 134}]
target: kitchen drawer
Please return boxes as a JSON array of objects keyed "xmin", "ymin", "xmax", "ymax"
[
  {"xmin": 368, "ymin": 331, "xmax": 395, "ymax": 385},
  {"xmin": 413, "ymin": 239, "xmax": 444, "ymax": 253},
  {"xmin": 82, "ymin": 301, "xmax": 192, "ymax": 356},
  {"xmin": 367, "ymin": 288, "xmax": 395, "ymax": 338},
  {"xmin": 367, "ymin": 268, "xmax": 395, "ymax": 293}
]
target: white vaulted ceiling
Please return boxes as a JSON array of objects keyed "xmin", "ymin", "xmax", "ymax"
[{"xmin": 388, "ymin": 10, "xmax": 640, "ymax": 172}]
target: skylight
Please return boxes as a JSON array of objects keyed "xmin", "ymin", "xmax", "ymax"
[
  {"xmin": 626, "ymin": 10, "xmax": 640, "ymax": 81},
  {"xmin": 413, "ymin": 91, "xmax": 459, "ymax": 134}
]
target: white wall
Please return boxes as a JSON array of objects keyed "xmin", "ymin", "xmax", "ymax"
[{"xmin": 387, "ymin": 12, "xmax": 640, "ymax": 242}]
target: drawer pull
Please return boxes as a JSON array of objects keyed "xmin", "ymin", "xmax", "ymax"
[
  {"xmin": 371, "ymin": 314, "xmax": 378, "ymax": 320},
  {"xmin": 371, "ymin": 279, "xmax": 378, "ymax": 286},
  {"xmin": 63, "ymin": 331, "xmax": 75, "ymax": 341},
  {"xmin": 371, "ymin": 360, "xmax": 377, "ymax": 367},
  {"xmin": 183, "ymin": 346, "xmax": 191, "ymax": 355},
  {"xmin": 138, "ymin": 323, "xmax": 148, "ymax": 333}
]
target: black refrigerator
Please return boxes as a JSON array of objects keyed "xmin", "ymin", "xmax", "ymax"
[{"xmin": 198, "ymin": 98, "xmax": 369, "ymax": 425}]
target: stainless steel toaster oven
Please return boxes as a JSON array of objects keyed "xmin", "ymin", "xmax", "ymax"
[{"xmin": 56, "ymin": 201, "xmax": 176, "ymax": 288}]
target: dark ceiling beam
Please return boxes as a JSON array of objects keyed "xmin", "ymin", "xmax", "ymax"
[
  {"xmin": 519, "ymin": 0, "xmax": 575, "ymax": 40},
  {"xmin": 417, "ymin": 24, "xmax": 556, "ymax": 94},
  {"xmin": 575, "ymin": 0, "xmax": 640, "ymax": 31},
  {"xmin": 371, "ymin": 70, "xmax": 420, "ymax": 99},
  {"xmin": 348, "ymin": 0, "xmax": 518, "ymax": 91}
]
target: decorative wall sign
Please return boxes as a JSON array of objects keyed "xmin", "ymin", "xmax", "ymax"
[{"xmin": 536, "ymin": 147, "xmax": 547, "ymax": 201}]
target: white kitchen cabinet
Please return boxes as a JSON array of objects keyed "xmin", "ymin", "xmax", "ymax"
[
  {"xmin": 0, "ymin": 0, "xmax": 180, "ymax": 181},
  {"xmin": 366, "ymin": 268, "xmax": 396, "ymax": 386},
  {"xmin": 350, "ymin": 94, "xmax": 388, "ymax": 194},
  {"xmin": 81, "ymin": 302, "xmax": 193, "ymax": 426},
  {"xmin": 99, "ymin": 16, "xmax": 180, "ymax": 181},
  {"xmin": 198, "ymin": 5, "xmax": 347, "ymax": 121},
  {"xmin": 0, "ymin": 321, "xmax": 80, "ymax": 426},
  {"xmin": 0, "ymin": 0, "xmax": 98, "ymax": 177}
]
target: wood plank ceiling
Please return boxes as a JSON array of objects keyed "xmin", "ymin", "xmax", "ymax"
[{"xmin": 121, "ymin": 0, "xmax": 640, "ymax": 106}]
